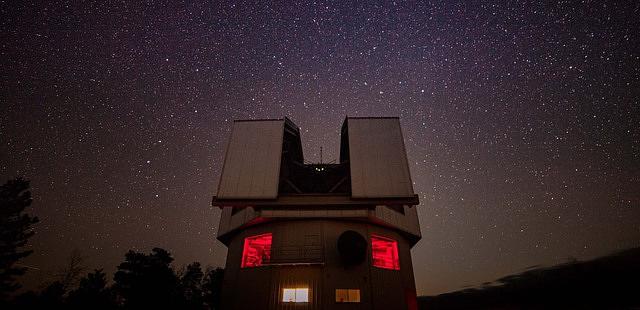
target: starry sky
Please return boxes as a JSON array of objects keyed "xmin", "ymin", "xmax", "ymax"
[{"xmin": 1, "ymin": 1, "xmax": 639, "ymax": 295}]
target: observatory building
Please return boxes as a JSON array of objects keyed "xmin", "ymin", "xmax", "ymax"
[{"xmin": 213, "ymin": 117, "xmax": 421, "ymax": 310}]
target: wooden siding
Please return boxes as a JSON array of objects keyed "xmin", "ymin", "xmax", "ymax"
[{"xmin": 219, "ymin": 220, "xmax": 417, "ymax": 310}]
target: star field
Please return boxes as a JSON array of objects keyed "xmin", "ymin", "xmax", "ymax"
[{"xmin": 1, "ymin": 1, "xmax": 639, "ymax": 295}]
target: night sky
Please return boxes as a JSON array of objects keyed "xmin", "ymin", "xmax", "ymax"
[{"xmin": 1, "ymin": 1, "xmax": 639, "ymax": 295}]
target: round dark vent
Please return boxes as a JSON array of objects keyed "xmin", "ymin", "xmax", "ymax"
[{"xmin": 337, "ymin": 230, "xmax": 367, "ymax": 266}]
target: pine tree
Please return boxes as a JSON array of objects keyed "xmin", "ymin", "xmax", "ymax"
[{"xmin": 0, "ymin": 178, "xmax": 39, "ymax": 300}]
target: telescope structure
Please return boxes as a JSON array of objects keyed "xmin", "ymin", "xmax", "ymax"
[{"xmin": 213, "ymin": 117, "xmax": 421, "ymax": 310}]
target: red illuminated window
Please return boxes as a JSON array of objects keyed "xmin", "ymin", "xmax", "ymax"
[
  {"xmin": 241, "ymin": 233, "xmax": 272, "ymax": 268},
  {"xmin": 371, "ymin": 235, "xmax": 400, "ymax": 270}
]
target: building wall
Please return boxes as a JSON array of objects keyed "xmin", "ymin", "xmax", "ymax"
[
  {"xmin": 217, "ymin": 205, "xmax": 421, "ymax": 244},
  {"xmin": 220, "ymin": 219, "xmax": 417, "ymax": 310},
  {"xmin": 346, "ymin": 118, "xmax": 415, "ymax": 198},
  {"xmin": 216, "ymin": 120, "xmax": 285, "ymax": 199}
]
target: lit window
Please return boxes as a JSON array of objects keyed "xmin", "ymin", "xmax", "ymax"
[
  {"xmin": 241, "ymin": 233, "xmax": 272, "ymax": 268},
  {"xmin": 371, "ymin": 235, "xmax": 400, "ymax": 270},
  {"xmin": 336, "ymin": 289, "xmax": 360, "ymax": 303},
  {"xmin": 282, "ymin": 288, "xmax": 309, "ymax": 303}
]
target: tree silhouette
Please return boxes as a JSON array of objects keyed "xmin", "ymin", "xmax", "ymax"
[
  {"xmin": 180, "ymin": 262, "xmax": 204, "ymax": 310},
  {"xmin": 67, "ymin": 269, "xmax": 115, "ymax": 309},
  {"xmin": 37, "ymin": 281, "xmax": 66, "ymax": 307},
  {"xmin": 202, "ymin": 267, "xmax": 225, "ymax": 310},
  {"xmin": 56, "ymin": 249, "xmax": 86, "ymax": 292},
  {"xmin": 0, "ymin": 178, "xmax": 39, "ymax": 300},
  {"xmin": 13, "ymin": 281, "xmax": 66, "ymax": 309},
  {"xmin": 113, "ymin": 247, "xmax": 183, "ymax": 308}
]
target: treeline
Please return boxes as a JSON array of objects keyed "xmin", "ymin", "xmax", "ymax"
[
  {"xmin": 418, "ymin": 247, "xmax": 640, "ymax": 310},
  {"xmin": 10, "ymin": 248, "xmax": 224, "ymax": 309},
  {"xmin": 1, "ymin": 178, "xmax": 224, "ymax": 309}
]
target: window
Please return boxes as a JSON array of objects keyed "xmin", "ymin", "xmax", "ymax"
[
  {"xmin": 240, "ymin": 233, "xmax": 272, "ymax": 268},
  {"xmin": 282, "ymin": 288, "xmax": 309, "ymax": 303},
  {"xmin": 336, "ymin": 289, "xmax": 360, "ymax": 303},
  {"xmin": 371, "ymin": 235, "xmax": 400, "ymax": 270}
]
